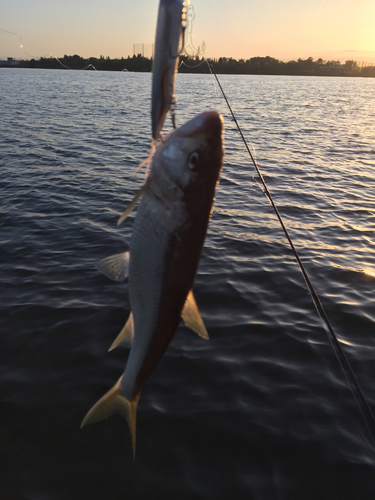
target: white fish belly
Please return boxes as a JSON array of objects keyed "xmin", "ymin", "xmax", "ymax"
[{"xmin": 120, "ymin": 189, "xmax": 187, "ymax": 398}]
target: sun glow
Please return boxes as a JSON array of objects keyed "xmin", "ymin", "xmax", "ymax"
[{"xmin": 2, "ymin": 1, "xmax": 375, "ymax": 62}]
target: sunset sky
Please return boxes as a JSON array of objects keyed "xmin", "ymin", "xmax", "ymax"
[{"xmin": 1, "ymin": 0, "xmax": 375, "ymax": 63}]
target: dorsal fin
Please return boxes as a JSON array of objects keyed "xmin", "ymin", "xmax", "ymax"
[
  {"xmin": 108, "ymin": 312, "xmax": 134, "ymax": 351},
  {"xmin": 96, "ymin": 252, "xmax": 129, "ymax": 282},
  {"xmin": 181, "ymin": 290, "xmax": 209, "ymax": 340}
]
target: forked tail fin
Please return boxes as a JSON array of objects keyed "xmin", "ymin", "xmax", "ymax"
[{"xmin": 81, "ymin": 377, "xmax": 140, "ymax": 459}]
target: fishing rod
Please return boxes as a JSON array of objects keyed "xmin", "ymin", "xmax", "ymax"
[{"xmin": 200, "ymin": 61, "xmax": 375, "ymax": 444}]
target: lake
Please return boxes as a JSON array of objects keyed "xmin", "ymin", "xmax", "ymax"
[{"xmin": 1, "ymin": 68, "xmax": 375, "ymax": 499}]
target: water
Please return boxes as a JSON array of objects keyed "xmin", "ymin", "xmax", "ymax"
[{"xmin": 1, "ymin": 68, "xmax": 375, "ymax": 499}]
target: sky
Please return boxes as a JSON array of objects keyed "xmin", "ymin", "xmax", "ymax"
[{"xmin": 1, "ymin": 0, "xmax": 375, "ymax": 63}]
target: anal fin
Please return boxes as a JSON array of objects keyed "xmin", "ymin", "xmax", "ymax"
[
  {"xmin": 109, "ymin": 312, "xmax": 134, "ymax": 351},
  {"xmin": 181, "ymin": 290, "xmax": 209, "ymax": 340}
]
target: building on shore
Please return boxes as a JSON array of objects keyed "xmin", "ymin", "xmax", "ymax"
[{"xmin": 0, "ymin": 58, "xmax": 20, "ymax": 67}]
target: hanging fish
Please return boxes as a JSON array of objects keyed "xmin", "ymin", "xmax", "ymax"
[
  {"xmin": 81, "ymin": 111, "xmax": 224, "ymax": 457},
  {"xmin": 151, "ymin": 0, "xmax": 187, "ymax": 141}
]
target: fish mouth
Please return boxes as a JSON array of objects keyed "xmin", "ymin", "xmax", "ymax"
[{"xmin": 175, "ymin": 111, "xmax": 223, "ymax": 139}]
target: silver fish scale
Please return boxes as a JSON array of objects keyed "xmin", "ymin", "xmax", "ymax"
[{"xmin": 120, "ymin": 187, "xmax": 186, "ymax": 398}]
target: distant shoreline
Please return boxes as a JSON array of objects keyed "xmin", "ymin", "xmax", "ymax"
[{"xmin": 2, "ymin": 54, "xmax": 375, "ymax": 77}]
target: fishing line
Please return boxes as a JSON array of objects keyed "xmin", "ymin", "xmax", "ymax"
[
  {"xmin": 1, "ymin": 25, "xmax": 96, "ymax": 70},
  {"xmin": 0, "ymin": 27, "xmax": 18, "ymax": 35},
  {"xmin": 181, "ymin": 2, "xmax": 205, "ymax": 58},
  {"xmin": 208, "ymin": 62, "xmax": 375, "ymax": 445},
  {"xmin": 180, "ymin": 58, "xmax": 260, "ymax": 182},
  {"xmin": 54, "ymin": 57, "xmax": 97, "ymax": 71},
  {"xmin": 178, "ymin": 58, "xmax": 207, "ymax": 69},
  {"xmin": 1, "ymin": 26, "xmax": 52, "ymax": 60}
]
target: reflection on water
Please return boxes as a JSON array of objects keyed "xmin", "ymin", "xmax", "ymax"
[{"xmin": 0, "ymin": 69, "xmax": 375, "ymax": 499}]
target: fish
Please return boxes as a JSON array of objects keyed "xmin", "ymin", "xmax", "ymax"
[
  {"xmin": 81, "ymin": 110, "xmax": 224, "ymax": 457},
  {"xmin": 151, "ymin": 0, "xmax": 186, "ymax": 141}
]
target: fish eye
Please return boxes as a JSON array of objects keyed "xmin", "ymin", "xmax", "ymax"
[{"xmin": 188, "ymin": 152, "xmax": 199, "ymax": 170}]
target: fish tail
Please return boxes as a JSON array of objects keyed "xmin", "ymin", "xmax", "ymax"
[{"xmin": 81, "ymin": 377, "xmax": 140, "ymax": 459}]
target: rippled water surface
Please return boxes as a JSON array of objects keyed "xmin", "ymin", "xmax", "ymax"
[{"xmin": 1, "ymin": 68, "xmax": 375, "ymax": 499}]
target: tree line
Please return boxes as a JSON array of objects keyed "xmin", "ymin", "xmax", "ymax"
[{"xmin": 20, "ymin": 54, "xmax": 375, "ymax": 77}]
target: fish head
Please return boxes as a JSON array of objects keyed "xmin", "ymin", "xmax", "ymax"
[{"xmin": 153, "ymin": 111, "xmax": 224, "ymax": 202}]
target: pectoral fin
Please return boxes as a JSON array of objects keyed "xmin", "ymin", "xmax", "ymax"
[
  {"xmin": 181, "ymin": 290, "xmax": 209, "ymax": 340},
  {"xmin": 81, "ymin": 376, "xmax": 140, "ymax": 459},
  {"xmin": 109, "ymin": 312, "xmax": 134, "ymax": 351},
  {"xmin": 117, "ymin": 183, "xmax": 148, "ymax": 226},
  {"xmin": 96, "ymin": 252, "xmax": 129, "ymax": 282}
]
